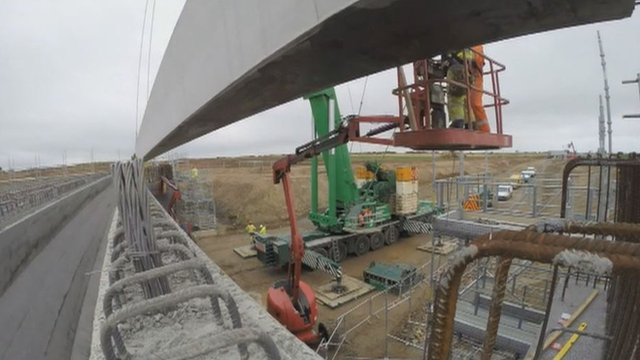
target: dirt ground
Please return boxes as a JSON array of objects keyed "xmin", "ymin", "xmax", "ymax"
[
  {"xmin": 177, "ymin": 152, "xmax": 568, "ymax": 232},
  {"xmin": 0, "ymin": 162, "xmax": 111, "ymax": 182},
  {"xmin": 195, "ymin": 222, "xmax": 440, "ymax": 359}
]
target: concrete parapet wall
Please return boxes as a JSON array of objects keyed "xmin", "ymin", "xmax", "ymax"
[
  {"xmin": 0, "ymin": 175, "xmax": 111, "ymax": 295},
  {"xmin": 89, "ymin": 195, "xmax": 320, "ymax": 359}
]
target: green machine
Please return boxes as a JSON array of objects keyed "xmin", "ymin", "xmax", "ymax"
[
  {"xmin": 254, "ymin": 87, "xmax": 438, "ymax": 277},
  {"xmin": 363, "ymin": 261, "xmax": 420, "ymax": 294},
  {"xmin": 306, "ymin": 88, "xmax": 393, "ymax": 234}
]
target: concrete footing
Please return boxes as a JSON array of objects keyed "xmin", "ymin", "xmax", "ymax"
[{"xmin": 315, "ymin": 275, "xmax": 374, "ymax": 309}]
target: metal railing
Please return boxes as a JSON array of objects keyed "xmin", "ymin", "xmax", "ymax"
[
  {"xmin": 393, "ymin": 48, "xmax": 509, "ymax": 133},
  {"xmin": 316, "ymin": 261, "xmax": 438, "ymax": 359},
  {"xmin": 0, "ymin": 173, "xmax": 105, "ymax": 228},
  {"xmin": 101, "ymin": 161, "xmax": 282, "ymax": 360}
]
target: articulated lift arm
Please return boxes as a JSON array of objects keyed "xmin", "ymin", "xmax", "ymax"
[{"xmin": 272, "ymin": 103, "xmax": 400, "ymax": 303}]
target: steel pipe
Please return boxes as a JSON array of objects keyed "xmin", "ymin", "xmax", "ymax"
[
  {"xmin": 480, "ymin": 256, "xmax": 512, "ymax": 360},
  {"xmin": 148, "ymin": 327, "xmax": 281, "ymax": 360},
  {"xmin": 529, "ymin": 219, "xmax": 640, "ymax": 242},
  {"xmin": 102, "ymin": 259, "xmax": 230, "ymax": 358},
  {"xmin": 101, "ymin": 285, "xmax": 249, "ymax": 360}
]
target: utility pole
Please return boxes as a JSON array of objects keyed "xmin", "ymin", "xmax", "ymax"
[
  {"xmin": 598, "ymin": 95, "xmax": 606, "ymax": 155},
  {"xmin": 34, "ymin": 154, "xmax": 40, "ymax": 179},
  {"xmin": 90, "ymin": 148, "xmax": 95, "ymax": 173},
  {"xmin": 622, "ymin": 73, "xmax": 640, "ymax": 119},
  {"xmin": 63, "ymin": 150, "xmax": 68, "ymax": 177},
  {"xmin": 8, "ymin": 154, "xmax": 14, "ymax": 192},
  {"xmin": 458, "ymin": 151, "xmax": 465, "ymax": 220},
  {"xmin": 597, "ymin": 31, "xmax": 613, "ymax": 154}
]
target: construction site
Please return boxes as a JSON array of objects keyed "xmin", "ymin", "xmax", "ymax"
[
  {"xmin": 144, "ymin": 145, "xmax": 626, "ymax": 359},
  {"xmin": 1, "ymin": 1, "xmax": 639, "ymax": 360}
]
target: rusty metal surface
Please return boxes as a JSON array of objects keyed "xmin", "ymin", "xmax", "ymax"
[
  {"xmin": 565, "ymin": 222, "xmax": 640, "ymax": 240},
  {"xmin": 480, "ymin": 257, "xmax": 512, "ymax": 360},
  {"xmin": 426, "ymin": 157, "xmax": 640, "ymax": 359},
  {"xmin": 530, "ymin": 219, "xmax": 640, "ymax": 241},
  {"xmin": 425, "ymin": 229, "xmax": 640, "ymax": 360},
  {"xmin": 393, "ymin": 129, "xmax": 512, "ymax": 151},
  {"xmin": 605, "ymin": 162, "xmax": 640, "ymax": 360}
]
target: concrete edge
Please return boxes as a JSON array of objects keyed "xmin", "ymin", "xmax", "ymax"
[
  {"xmin": 0, "ymin": 175, "xmax": 111, "ymax": 295},
  {"xmin": 89, "ymin": 196, "xmax": 321, "ymax": 359},
  {"xmin": 89, "ymin": 207, "xmax": 118, "ymax": 359},
  {"xmin": 71, "ymin": 199, "xmax": 116, "ymax": 360}
]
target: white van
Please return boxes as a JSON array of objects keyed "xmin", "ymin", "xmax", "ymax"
[{"xmin": 497, "ymin": 184, "xmax": 513, "ymax": 200}]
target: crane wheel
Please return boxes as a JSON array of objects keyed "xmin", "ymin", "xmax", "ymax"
[
  {"xmin": 354, "ymin": 235, "xmax": 370, "ymax": 256},
  {"xmin": 330, "ymin": 242, "xmax": 347, "ymax": 263},
  {"xmin": 384, "ymin": 225, "xmax": 400, "ymax": 245},
  {"xmin": 318, "ymin": 322, "xmax": 329, "ymax": 342},
  {"xmin": 369, "ymin": 232, "xmax": 384, "ymax": 250},
  {"xmin": 314, "ymin": 247, "xmax": 329, "ymax": 258}
]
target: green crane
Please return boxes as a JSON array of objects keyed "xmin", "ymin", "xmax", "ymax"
[
  {"xmin": 305, "ymin": 88, "xmax": 359, "ymax": 233},
  {"xmin": 254, "ymin": 86, "xmax": 438, "ymax": 273}
]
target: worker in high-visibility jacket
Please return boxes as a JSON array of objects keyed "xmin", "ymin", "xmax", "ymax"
[
  {"xmin": 258, "ymin": 224, "xmax": 267, "ymax": 235},
  {"xmin": 470, "ymin": 45, "xmax": 490, "ymax": 133},
  {"xmin": 446, "ymin": 48, "xmax": 475, "ymax": 129},
  {"xmin": 245, "ymin": 221, "xmax": 257, "ymax": 246},
  {"xmin": 245, "ymin": 221, "xmax": 256, "ymax": 234}
]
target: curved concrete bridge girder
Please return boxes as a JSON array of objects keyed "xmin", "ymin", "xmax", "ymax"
[{"xmin": 136, "ymin": 0, "xmax": 635, "ymax": 159}]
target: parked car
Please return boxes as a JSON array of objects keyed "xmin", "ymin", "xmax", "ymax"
[
  {"xmin": 525, "ymin": 166, "xmax": 537, "ymax": 177},
  {"xmin": 497, "ymin": 184, "xmax": 513, "ymax": 201},
  {"xmin": 521, "ymin": 170, "xmax": 535, "ymax": 183}
]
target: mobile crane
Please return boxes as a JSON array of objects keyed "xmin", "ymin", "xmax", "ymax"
[{"xmin": 255, "ymin": 88, "xmax": 438, "ymax": 274}]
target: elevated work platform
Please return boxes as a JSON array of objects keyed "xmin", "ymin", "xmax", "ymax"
[{"xmin": 394, "ymin": 129, "xmax": 512, "ymax": 151}]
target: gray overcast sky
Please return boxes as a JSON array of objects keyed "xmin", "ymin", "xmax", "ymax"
[{"xmin": 1, "ymin": 1, "xmax": 638, "ymax": 169}]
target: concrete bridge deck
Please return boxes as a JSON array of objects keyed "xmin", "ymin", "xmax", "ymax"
[{"xmin": 0, "ymin": 185, "xmax": 114, "ymax": 360}]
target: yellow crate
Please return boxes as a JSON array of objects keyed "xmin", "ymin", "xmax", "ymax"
[
  {"xmin": 355, "ymin": 166, "xmax": 375, "ymax": 180},
  {"xmin": 395, "ymin": 166, "xmax": 418, "ymax": 182}
]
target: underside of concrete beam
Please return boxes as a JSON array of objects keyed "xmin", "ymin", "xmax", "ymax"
[{"xmin": 136, "ymin": 0, "xmax": 635, "ymax": 159}]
